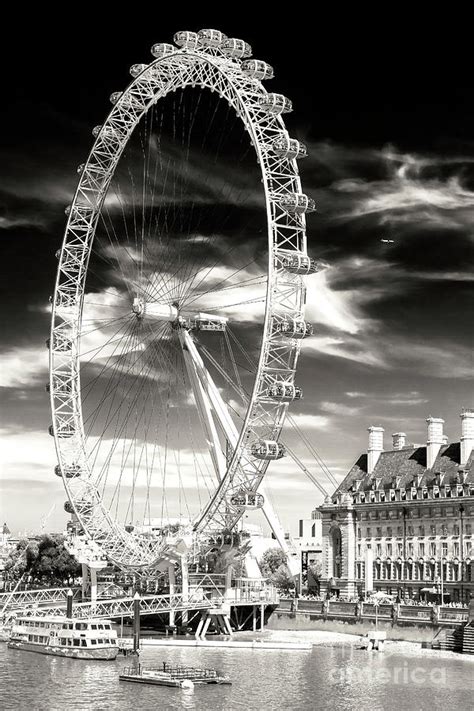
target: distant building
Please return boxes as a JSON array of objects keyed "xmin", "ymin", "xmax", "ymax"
[{"xmin": 319, "ymin": 410, "xmax": 474, "ymax": 602}]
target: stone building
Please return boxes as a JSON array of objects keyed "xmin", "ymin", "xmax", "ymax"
[{"xmin": 319, "ymin": 410, "xmax": 474, "ymax": 602}]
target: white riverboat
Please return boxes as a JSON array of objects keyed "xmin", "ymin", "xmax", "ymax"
[{"xmin": 8, "ymin": 615, "xmax": 119, "ymax": 660}]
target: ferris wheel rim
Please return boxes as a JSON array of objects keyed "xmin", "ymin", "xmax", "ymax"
[{"xmin": 49, "ymin": 35, "xmax": 311, "ymax": 569}]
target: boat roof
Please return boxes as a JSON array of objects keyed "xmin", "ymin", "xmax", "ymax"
[{"xmin": 16, "ymin": 616, "xmax": 113, "ymax": 624}]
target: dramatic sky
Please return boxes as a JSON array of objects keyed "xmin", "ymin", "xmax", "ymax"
[{"xmin": 1, "ymin": 17, "xmax": 473, "ymax": 535}]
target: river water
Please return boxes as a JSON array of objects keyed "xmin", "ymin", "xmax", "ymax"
[{"xmin": 0, "ymin": 639, "xmax": 472, "ymax": 710}]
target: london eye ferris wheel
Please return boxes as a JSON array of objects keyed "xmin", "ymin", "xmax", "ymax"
[{"xmin": 48, "ymin": 28, "xmax": 323, "ymax": 570}]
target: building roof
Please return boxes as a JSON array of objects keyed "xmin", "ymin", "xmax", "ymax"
[{"xmin": 336, "ymin": 442, "xmax": 473, "ymax": 495}]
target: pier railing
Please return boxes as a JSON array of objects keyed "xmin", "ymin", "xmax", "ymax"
[
  {"xmin": 0, "ymin": 586, "xmax": 82, "ymax": 614},
  {"xmin": 278, "ymin": 598, "xmax": 469, "ymax": 625},
  {"xmin": 13, "ymin": 586, "xmax": 279, "ymax": 620}
]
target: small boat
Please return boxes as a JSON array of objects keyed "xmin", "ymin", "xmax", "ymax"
[
  {"xmin": 119, "ymin": 662, "xmax": 231, "ymax": 687},
  {"xmin": 8, "ymin": 615, "xmax": 119, "ymax": 660}
]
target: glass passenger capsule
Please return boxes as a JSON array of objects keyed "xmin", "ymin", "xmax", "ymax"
[
  {"xmin": 197, "ymin": 29, "xmax": 227, "ymax": 47},
  {"xmin": 280, "ymin": 252, "xmax": 326, "ymax": 275},
  {"xmin": 45, "ymin": 334, "xmax": 72, "ymax": 352},
  {"xmin": 151, "ymin": 43, "xmax": 176, "ymax": 58},
  {"xmin": 251, "ymin": 440, "xmax": 286, "ymax": 460},
  {"xmin": 93, "ymin": 125, "xmax": 118, "ymax": 140},
  {"xmin": 266, "ymin": 383, "xmax": 303, "ymax": 401},
  {"xmin": 49, "ymin": 423, "xmax": 75, "ymax": 438},
  {"xmin": 54, "ymin": 293, "xmax": 77, "ymax": 309},
  {"xmin": 221, "ymin": 38, "xmax": 252, "ymax": 58},
  {"xmin": 271, "ymin": 134, "xmax": 307, "ymax": 159},
  {"xmin": 50, "ymin": 376, "xmax": 72, "ymax": 395},
  {"xmin": 64, "ymin": 500, "xmax": 74, "ymax": 514},
  {"xmin": 109, "ymin": 91, "xmax": 123, "ymax": 105},
  {"xmin": 173, "ymin": 31, "xmax": 199, "ymax": 49},
  {"xmin": 64, "ymin": 205, "xmax": 71, "ymax": 216},
  {"xmin": 76, "ymin": 163, "xmax": 85, "ymax": 174},
  {"xmin": 275, "ymin": 319, "xmax": 313, "ymax": 339},
  {"xmin": 230, "ymin": 491, "xmax": 264, "ymax": 509},
  {"xmin": 55, "ymin": 464, "xmax": 82, "ymax": 479},
  {"xmin": 129, "ymin": 63, "xmax": 148, "ymax": 78},
  {"xmin": 279, "ymin": 193, "xmax": 316, "ymax": 214},
  {"xmin": 258, "ymin": 93, "xmax": 292, "ymax": 114},
  {"xmin": 242, "ymin": 59, "xmax": 274, "ymax": 80}
]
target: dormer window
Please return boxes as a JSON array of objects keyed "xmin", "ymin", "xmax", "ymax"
[
  {"xmin": 355, "ymin": 479, "xmax": 363, "ymax": 491},
  {"xmin": 395, "ymin": 476, "xmax": 401, "ymax": 488},
  {"xmin": 400, "ymin": 489, "xmax": 407, "ymax": 501},
  {"xmin": 422, "ymin": 488, "xmax": 428, "ymax": 499},
  {"xmin": 380, "ymin": 491, "xmax": 386, "ymax": 502},
  {"xmin": 411, "ymin": 487, "xmax": 417, "ymax": 499},
  {"xmin": 436, "ymin": 472, "xmax": 445, "ymax": 486},
  {"xmin": 433, "ymin": 486, "xmax": 440, "ymax": 499},
  {"xmin": 390, "ymin": 489, "xmax": 396, "ymax": 501}
]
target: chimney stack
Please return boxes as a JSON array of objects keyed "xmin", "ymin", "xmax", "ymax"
[
  {"xmin": 460, "ymin": 409, "xmax": 474, "ymax": 466},
  {"xmin": 392, "ymin": 432, "xmax": 406, "ymax": 450},
  {"xmin": 426, "ymin": 417, "xmax": 444, "ymax": 469},
  {"xmin": 368, "ymin": 426, "xmax": 384, "ymax": 474}
]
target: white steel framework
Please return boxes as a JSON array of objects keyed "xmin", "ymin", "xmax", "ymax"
[{"xmin": 50, "ymin": 29, "xmax": 315, "ymax": 569}]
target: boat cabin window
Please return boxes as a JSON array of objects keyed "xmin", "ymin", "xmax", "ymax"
[
  {"xmin": 91, "ymin": 624, "xmax": 97, "ymax": 629},
  {"xmin": 68, "ymin": 623, "xmax": 73, "ymax": 629},
  {"xmin": 81, "ymin": 640, "xmax": 87, "ymax": 647},
  {"xmin": 98, "ymin": 624, "xmax": 104, "ymax": 630},
  {"xmin": 73, "ymin": 639, "xmax": 80, "ymax": 647},
  {"xmin": 91, "ymin": 639, "xmax": 97, "ymax": 645},
  {"xmin": 75, "ymin": 622, "xmax": 87, "ymax": 630}
]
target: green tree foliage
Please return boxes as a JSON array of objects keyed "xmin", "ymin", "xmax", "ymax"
[{"xmin": 4, "ymin": 534, "xmax": 81, "ymax": 586}]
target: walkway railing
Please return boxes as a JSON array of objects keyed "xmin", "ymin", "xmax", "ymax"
[
  {"xmin": 0, "ymin": 586, "xmax": 82, "ymax": 613},
  {"xmin": 12, "ymin": 587, "xmax": 279, "ymax": 620},
  {"xmin": 278, "ymin": 598, "xmax": 469, "ymax": 625}
]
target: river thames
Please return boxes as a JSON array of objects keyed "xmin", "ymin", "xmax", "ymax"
[{"xmin": 1, "ymin": 639, "xmax": 473, "ymax": 710}]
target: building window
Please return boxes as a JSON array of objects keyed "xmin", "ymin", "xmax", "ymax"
[
  {"xmin": 465, "ymin": 541, "xmax": 472, "ymax": 556},
  {"xmin": 397, "ymin": 543, "xmax": 403, "ymax": 557},
  {"xmin": 376, "ymin": 544, "xmax": 382, "ymax": 557},
  {"xmin": 442, "ymin": 543, "xmax": 448, "ymax": 557},
  {"xmin": 419, "ymin": 525, "xmax": 425, "ymax": 536},
  {"xmin": 397, "ymin": 526, "xmax": 403, "ymax": 536},
  {"xmin": 430, "ymin": 542, "xmax": 437, "ymax": 557},
  {"xmin": 453, "ymin": 524, "xmax": 459, "ymax": 536},
  {"xmin": 367, "ymin": 528, "xmax": 371, "ymax": 537},
  {"xmin": 430, "ymin": 525, "xmax": 436, "ymax": 535},
  {"xmin": 454, "ymin": 542, "xmax": 460, "ymax": 557},
  {"xmin": 387, "ymin": 543, "xmax": 393, "ymax": 556},
  {"xmin": 466, "ymin": 524, "xmax": 472, "ymax": 535},
  {"xmin": 408, "ymin": 542, "xmax": 414, "ymax": 556},
  {"xmin": 357, "ymin": 529, "xmax": 361, "ymax": 539},
  {"xmin": 441, "ymin": 524, "xmax": 448, "ymax": 536},
  {"xmin": 419, "ymin": 543, "xmax": 425, "ymax": 556},
  {"xmin": 408, "ymin": 525, "xmax": 414, "ymax": 536},
  {"xmin": 376, "ymin": 527, "xmax": 382, "ymax": 537}
]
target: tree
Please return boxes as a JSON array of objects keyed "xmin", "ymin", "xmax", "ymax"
[
  {"xmin": 306, "ymin": 560, "xmax": 322, "ymax": 593},
  {"xmin": 260, "ymin": 547, "xmax": 287, "ymax": 577},
  {"xmin": 271, "ymin": 564, "xmax": 296, "ymax": 594},
  {"xmin": 4, "ymin": 534, "xmax": 81, "ymax": 586}
]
